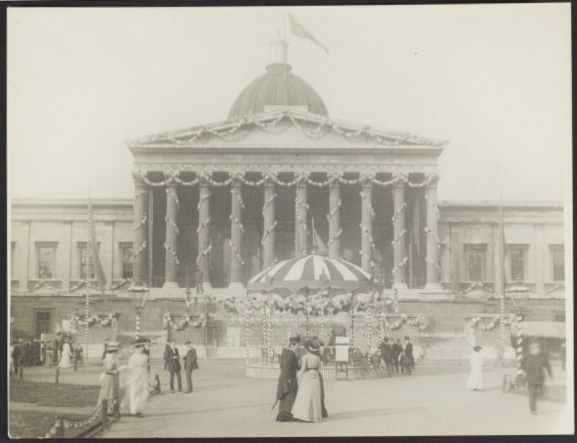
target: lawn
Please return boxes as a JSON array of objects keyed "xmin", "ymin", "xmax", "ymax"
[
  {"xmin": 9, "ymin": 410, "xmax": 84, "ymax": 438},
  {"xmin": 9, "ymin": 379, "xmax": 101, "ymax": 407}
]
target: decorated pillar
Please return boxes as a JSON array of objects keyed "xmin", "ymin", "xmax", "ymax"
[
  {"xmin": 229, "ymin": 177, "xmax": 244, "ymax": 289},
  {"xmin": 295, "ymin": 173, "xmax": 309, "ymax": 258},
  {"xmin": 197, "ymin": 174, "xmax": 212, "ymax": 292},
  {"xmin": 392, "ymin": 173, "xmax": 408, "ymax": 289},
  {"xmin": 163, "ymin": 174, "xmax": 179, "ymax": 289},
  {"xmin": 327, "ymin": 173, "xmax": 342, "ymax": 259},
  {"xmin": 424, "ymin": 174, "xmax": 443, "ymax": 291},
  {"xmin": 262, "ymin": 177, "xmax": 276, "ymax": 267},
  {"xmin": 360, "ymin": 174, "xmax": 374, "ymax": 272},
  {"xmin": 132, "ymin": 172, "xmax": 148, "ymax": 289}
]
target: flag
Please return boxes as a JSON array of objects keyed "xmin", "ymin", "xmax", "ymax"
[
  {"xmin": 311, "ymin": 218, "xmax": 328, "ymax": 256},
  {"xmin": 88, "ymin": 198, "xmax": 108, "ymax": 303},
  {"xmin": 288, "ymin": 14, "xmax": 328, "ymax": 53}
]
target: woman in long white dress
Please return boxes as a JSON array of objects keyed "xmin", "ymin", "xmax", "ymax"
[
  {"xmin": 291, "ymin": 339, "xmax": 324, "ymax": 423},
  {"xmin": 58, "ymin": 338, "xmax": 73, "ymax": 369},
  {"xmin": 466, "ymin": 345, "xmax": 484, "ymax": 391},
  {"xmin": 121, "ymin": 339, "xmax": 150, "ymax": 417}
]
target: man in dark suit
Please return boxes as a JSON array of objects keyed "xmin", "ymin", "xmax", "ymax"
[
  {"xmin": 403, "ymin": 336, "xmax": 415, "ymax": 375},
  {"xmin": 276, "ymin": 336, "xmax": 300, "ymax": 422},
  {"xmin": 392, "ymin": 338, "xmax": 403, "ymax": 375},
  {"xmin": 521, "ymin": 341, "xmax": 553, "ymax": 415},
  {"xmin": 380, "ymin": 338, "xmax": 394, "ymax": 377},
  {"xmin": 183, "ymin": 341, "xmax": 198, "ymax": 393},
  {"xmin": 164, "ymin": 339, "xmax": 182, "ymax": 393},
  {"xmin": 11, "ymin": 341, "xmax": 21, "ymax": 375}
]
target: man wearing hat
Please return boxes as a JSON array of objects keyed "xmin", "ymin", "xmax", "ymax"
[
  {"xmin": 275, "ymin": 335, "xmax": 300, "ymax": 421},
  {"xmin": 164, "ymin": 339, "xmax": 182, "ymax": 393},
  {"xmin": 521, "ymin": 341, "xmax": 553, "ymax": 414},
  {"xmin": 183, "ymin": 341, "xmax": 198, "ymax": 393},
  {"xmin": 403, "ymin": 337, "xmax": 414, "ymax": 375}
]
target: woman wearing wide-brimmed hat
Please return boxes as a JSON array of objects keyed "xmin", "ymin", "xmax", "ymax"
[
  {"xmin": 120, "ymin": 337, "xmax": 150, "ymax": 417},
  {"xmin": 98, "ymin": 341, "xmax": 120, "ymax": 414},
  {"xmin": 466, "ymin": 345, "xmax": 484, "ymax": 391},
  {"xmin": 291, "ymin": 339, "xmax": 324, "ymax": 423}
]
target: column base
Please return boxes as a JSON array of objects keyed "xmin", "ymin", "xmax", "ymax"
[
  {"xmin": 202, "ymin": 282, "xmax": 213, "ymax": 294},
  {"xmin": 421, "ymin": 283, "xmax": 455, "ymax": 300},
  {"xmin": 392, "ymin": 282, "xmax": 408, "ymax": 291},
  {"xmin": 227, "ymin": 282, "xmax": 246, "ymax": 296},
  {"xmin": 162, "ymin": 281, "xmax": 180, "ymax": 290}
]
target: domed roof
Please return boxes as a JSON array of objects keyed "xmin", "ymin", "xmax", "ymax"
[{"xmin": 228, "ymin": 62, "xmax": 328, "ymax": 120}]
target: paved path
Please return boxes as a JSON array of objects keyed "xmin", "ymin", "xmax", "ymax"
[
  {"xmin": 101, "ymin": 360, "xmax": 572, "ymax": 437},
  {"xmin": 10, "ymin": 402, "xmax": 94, "ymax": 416}
]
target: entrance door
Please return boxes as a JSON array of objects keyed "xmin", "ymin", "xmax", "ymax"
[{"xmin": 34, "ymin": 311, "xmax": 52, "ymax": 338}]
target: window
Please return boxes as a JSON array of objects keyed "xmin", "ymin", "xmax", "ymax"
[
  {"xmin": 550, "ymin": 245, "xmax": 564, "ymax": 281},
  {"xmin": 508, "ymin": 245, "xmax": 528, "ymax": 282},
  {"xmin": 35, "ymin": 311, "xmax": 52, "ymax": 338},
  {"xmin": 37, "ymin": 242, "xmax": 57, "ymax": 279},
  {"xmin": 77, "ymin": 242, "xmax": 100, "ymax": 279},
  {"xmin": 464, "ymin": 244, "xmax": 486, "ymax": 281},
  {"xmin": 120, "ymin": 243, "xmax": 133, "ymax": 279}
]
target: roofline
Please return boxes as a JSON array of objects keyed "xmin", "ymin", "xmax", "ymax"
[
  {"xmin": 126, "ymin": 108, "xmax": 448, "ymax": 148},
  {"xmin": 11, "ymin": 199, "xmax": 134, "ymax": 207}
]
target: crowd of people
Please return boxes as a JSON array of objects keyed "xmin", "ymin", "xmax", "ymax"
[
  {"xmin": 9, "ymin": 332, "xmax": 83, "ymax": 375},
  {"xmin": 379, "ymin": 337, "xmax": 415, "ymax": 377},
  {"xmin": 95, "ymin": 337, "xmax": 199, "ymax": 418}
]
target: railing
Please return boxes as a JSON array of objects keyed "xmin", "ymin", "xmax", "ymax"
[{"xmin": 44, "ymin": 374, "xmax": 120, "ymax": 438}]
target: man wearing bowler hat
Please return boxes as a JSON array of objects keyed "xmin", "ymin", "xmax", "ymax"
[{"xmin": 183, "ymin": 340, "xmax": 198, "ymax": 393}]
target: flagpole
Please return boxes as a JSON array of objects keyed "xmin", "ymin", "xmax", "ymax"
[
  {"xmin": 499, "ymin": 194, "xmax": 506, "ymax": 366},
  {"xmin": 84, "ymin": 193, "xmax": 92, "ymax": 365}
]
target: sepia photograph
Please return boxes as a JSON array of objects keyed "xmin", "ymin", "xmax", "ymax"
[{"xmin": 7, "ymin": 3, "xmax": 573, "ymax": 438}]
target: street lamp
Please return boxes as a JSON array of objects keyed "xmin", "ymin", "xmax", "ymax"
[
  {"xmin": 128, "ymin": 283, "xmax": 149, "ymax": 339},
  {"xmin": 507, "ymin": 285, "xmax": 530, "ymax": 375}
]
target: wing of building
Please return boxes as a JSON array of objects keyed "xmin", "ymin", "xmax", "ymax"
[{"xmin": 10, "ymin": 38, "xmax": 566, "ymax": 362}]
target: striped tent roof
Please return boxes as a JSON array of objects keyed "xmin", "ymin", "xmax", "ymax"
[{"xmin": 247, "ymin": 254, "xmax": 373, "ymax": 293}]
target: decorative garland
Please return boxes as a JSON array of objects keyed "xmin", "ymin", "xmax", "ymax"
[
  {"xmin": 462, "ymin": 281, "xmax": 494, "ymax": 295},
  {"xmin": 71, "ymin": 313, "xmax": 120, "ymax": 329},
  {"xmin": 134, "ymin": 170, "xmax": 436, "ymax": 190},
  {"xmin": 163, "ymin": 312, "xmax": 208, "ymax": 331},
  {"xmin": 467, "ymin": 314, "xmax": 518, "ymax": 331},
  {"xmin": 383, "ymin": 313, "xmax": 428, "ymax": 331},
  {"xmin": 545, "ymin": 283, "xmax": 564, "ymax": 294},
  {"xmin": 149, "ymin": 111, "xmax": 444, "ymax": 148}
]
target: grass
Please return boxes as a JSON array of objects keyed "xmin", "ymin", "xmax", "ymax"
[
  {"xmin": 9, "ymin": 379, "xmax": 101, "ymax": 407},
  {"xmin": 9, "ymin": 410, "xmax": 84, "ymax": 438}
]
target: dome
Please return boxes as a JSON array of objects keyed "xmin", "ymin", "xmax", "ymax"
[{"xmin": 228, "ymin": 39, "xmax": 328, "ymax": 120}]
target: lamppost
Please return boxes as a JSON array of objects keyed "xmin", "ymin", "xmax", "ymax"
[{"xmin": 128, "ymin": 284, "xmax": 149, "ymax": 339}]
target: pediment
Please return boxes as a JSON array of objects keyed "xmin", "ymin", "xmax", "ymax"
[{"xmin": 127, "ymin": 109, "xmax": 446, "ymax": 152}]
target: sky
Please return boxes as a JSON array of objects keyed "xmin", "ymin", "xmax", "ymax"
[{"xmin": 7, "ymin": 4, "xmax": 572, "ymax": 203}]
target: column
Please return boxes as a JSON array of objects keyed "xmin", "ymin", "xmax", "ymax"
[
  {"xmin": 61, "ymin": 221, "xmax": 72, "ymax": 292},
  {"xmin": 327, "ymin": 174, "xmax": 342, "ymax": 259},
  {"xmin": 132, "ymin": 173, "xmax": 148, "ymax": 289},
  {"xmin": 424, "ymin": 174, "xmax": 443, "ymax": 291},
  {"xmin": 197, "ymin": 175, "xmax": 212, "ymax": 291},
  {"xmin": 360, "ymin": 175, "xmax": 374, "ymax": 272},
  {"xmin": 392, "ymin": 174, "xmax": 408, "ymax": 289},
  {"xmin": 163, "ymin": 177, "xmax": 179, "ymax": 289},
  {"xmin": 229, "ymin": 177, "xmax": 244, "ymax": 289},
  {"xmin": 295, "ymin": 174, "xmax": 308, "ymax": 258},
  {"xmin": 262, "ymin": 177, "xmax": 276, "ymax": 267},
  {"xmin": 19, "ymin": 221, "xmax": 30, "ymax": 291}
]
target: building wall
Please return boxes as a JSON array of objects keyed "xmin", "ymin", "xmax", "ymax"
[{"xmin": 9, "ymin": 199, "xmax": 566, "ymax": 344}]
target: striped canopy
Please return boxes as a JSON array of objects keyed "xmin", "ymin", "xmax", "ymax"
[{"xmin": 247, "ymin": 254, "xmax": 374, "ymax": 294}]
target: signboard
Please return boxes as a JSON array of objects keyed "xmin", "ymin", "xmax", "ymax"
[{"xmin": 335, "ymin": 336, "xmax": 350, "ymax": 362}]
